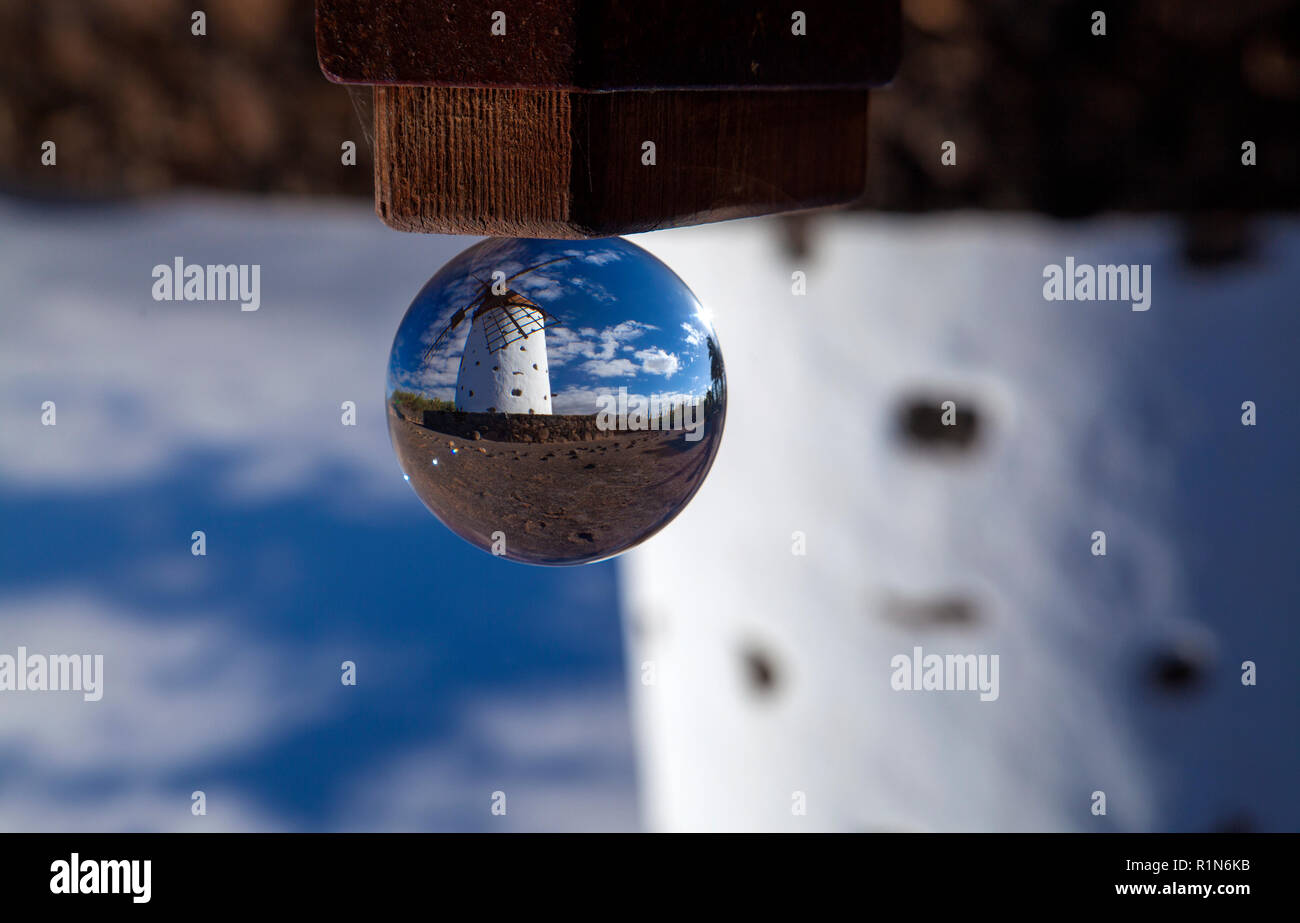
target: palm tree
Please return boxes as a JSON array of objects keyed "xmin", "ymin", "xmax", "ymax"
[{"xmin": 706, "ymin": 336, "xmax": 726, "ymax": 413}]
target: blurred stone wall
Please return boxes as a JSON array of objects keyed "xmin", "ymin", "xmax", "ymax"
[
  {"xmin": 871, "ymin": 0, "xmax": 1299, "ymax": 213},
  {"xmin": 0, "ymin": 0, "xmax": 371, "ymax": 198},
  {"xmin": 1, "ymin": 0, "xmax": 1295, "ymax": 212}
]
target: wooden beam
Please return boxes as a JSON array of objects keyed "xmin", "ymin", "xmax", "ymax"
[
  {"xmin": 319, "ymin": 0, "xmax": 900, "ymax": 90},
  {"xmin": 374, "ymin": 85, "xmax": 870, "ymax": 237}
]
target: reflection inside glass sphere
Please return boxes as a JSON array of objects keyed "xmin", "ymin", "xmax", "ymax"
[{"xmin": 387, "ymin": 237, "xmax": 726, "ymax": 565}]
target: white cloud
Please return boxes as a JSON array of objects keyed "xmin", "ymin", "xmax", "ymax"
[
  {"xmin": 0, "ymin": 593, "xmax": 637, "ymax": 832},
  {"xmin": 523, "ymin": 282, "xmax": 565, "ymax": 302},
  {"xmin": 552, "ymin": 387, "xmax": 701, "ymax": 415},
  {"xmin": 580, "ymin": 358, "xmax": 638, "ymax": 378},
  {"xmin": 0, "ymin": 200, "xmax": 467, "ymax": 507},
  {"xmin": 635, "ymin": 347, "xmax": 680, "ymax": 376},
  {"xmin": 563, "ymin": 247, "xmax": 625, "ymax": 267},
  {"xmin": 545, "ymin": 320, "xmax": 657, "ymax": 370},
  {"xmin": 0, "ymin": 594, "xmax": 325, "ymax": 772},
  {"xmin": 337, "ymin": 687, "xmax": 637, "ymax": 832}
]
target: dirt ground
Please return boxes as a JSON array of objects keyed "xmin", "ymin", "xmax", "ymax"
[{"xmin": 389, "ymin": 411, "xmax": 722, "ymax": 565}]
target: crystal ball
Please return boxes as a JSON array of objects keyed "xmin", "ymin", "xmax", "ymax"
[{"xmin": 387, "ymin": 237, "xmax": 726, "ymax": 565}]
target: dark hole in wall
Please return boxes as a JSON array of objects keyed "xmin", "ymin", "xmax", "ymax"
[
  {"xmin": 1212, "ymin": 813, "xmax": 1253, "ymax": 833},
  {"xmin": 882, "ymin": 595, "xmax": 979, "ymax": 628},
  {"xmin": 897, "ymin": 397, "xmax": 982, "ymax": 452},
  {"xmin": 776, "ymin": 213, "xmax": 817, "ymax": 261},
  {"xmin": 742, "ymin": 646, "xmax": 779, "ymax": 697},
  {"xmin": 1148, "ymin": 648, "xmax": 1207, "ymax": 695}
]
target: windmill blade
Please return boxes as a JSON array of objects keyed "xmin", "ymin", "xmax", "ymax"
[
  {"xmin": 423, "ymin": 294, "xmax": 484, "ymax": 362},
  {"xmin": 512, "ymin": 298, "xmax": 561, "ymax": 331},
  {"xmin": 422, "ymin": 261, "xmax": 567, "ymax": 362},
  {"xmin": 533, "ymin": 304, "xmax": 563, "ymax": 331},
  {"xmin": 424, "ymin": 312, "xmax": 465, "ymax": 360},
  {"xmin": 504, "ymin": 256, "xmax": 572, "ymax": 283},
  {"xmin": 503, "ymin": 289, "xmax": 545, "ymax": 311},
  {"xmin": 505, "ymin": 291, "xmax": 566, "ymax": 333}
]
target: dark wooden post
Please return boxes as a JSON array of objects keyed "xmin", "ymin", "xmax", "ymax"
[{"xmin": 317, "ymin": 0, "xmax": 900, "ymax": 237}]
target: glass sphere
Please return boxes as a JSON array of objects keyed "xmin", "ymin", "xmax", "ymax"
[{"xmin": 387, "ymin": 237, "xmax": 726, "ymax": 565}]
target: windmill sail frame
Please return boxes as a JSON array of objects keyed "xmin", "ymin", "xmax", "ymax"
[{"xmin": 423, "ymin": 257, "xmax": 572, "ymax": 364}]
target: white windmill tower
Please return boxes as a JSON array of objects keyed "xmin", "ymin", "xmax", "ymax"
[{"xmin": 424, "ymin": 258, "xmax": 570, "ymax": 415}]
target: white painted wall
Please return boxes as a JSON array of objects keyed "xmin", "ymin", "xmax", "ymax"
[{"xmin": 622, "ymin": 216, "xmax": 1299, "ymax": 832}]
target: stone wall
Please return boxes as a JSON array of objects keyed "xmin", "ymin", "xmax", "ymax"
[{"xmin": 413, "ymin": 408, "xmax": 615, "ymax": 444}]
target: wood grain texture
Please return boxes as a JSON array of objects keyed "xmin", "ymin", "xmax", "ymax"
[
  {"xmin": 320, "ymin": 0, "xmax": 900, "ymax": 90},
  {"xmin": 375, "ymin": 85, "xmax": 870, "ymax": 237},
  {"xmin": 375, "ymin": 87, "xmax": 573, "ymax": 236}
]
